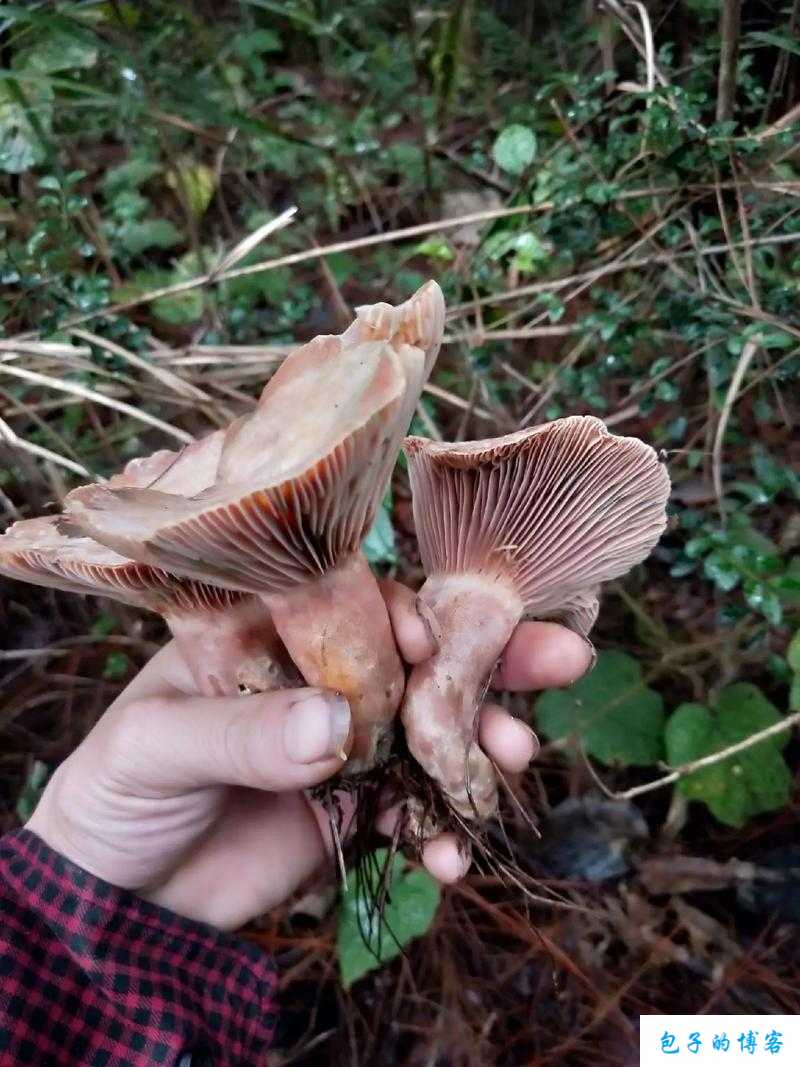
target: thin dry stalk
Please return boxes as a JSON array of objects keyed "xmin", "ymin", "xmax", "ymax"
[
  {"xmin": 70, "ymin": 328, "xmax": 211, "ymax": 401},
  {"xmin": 716, "ymin": 0, "xmax": 742, "ymax": 124},
  {"xmin": 0, "ymin": 363, "xmax": 194, "ymax": 445},
  {"xmin": 448, "ymin": 231, "xmax": 800, "ymax": 314},
  {"xmin": 36, "ymin": 205, "xmax": 538, "ymax": 333},
  {"xmin": 0, "ymin": 417, "xmax": 93, "ymax": 479},
  {"xmin": 711, "ymin": 339, "xmax": 758, "ymax": 518}
]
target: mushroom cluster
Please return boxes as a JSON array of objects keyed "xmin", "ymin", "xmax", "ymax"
[{"xmin": 1, "ymin": 281, "xmax": 670, "ymax": 833}]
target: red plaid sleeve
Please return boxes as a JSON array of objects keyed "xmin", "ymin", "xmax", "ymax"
[{"xmin": 0, "ymin": 829, "xmax": 278, "ymax": 1066}]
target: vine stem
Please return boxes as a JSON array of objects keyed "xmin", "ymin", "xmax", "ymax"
[{"xmin": 584, "ymin": 710, "xmax": 800, "ymax": 802}]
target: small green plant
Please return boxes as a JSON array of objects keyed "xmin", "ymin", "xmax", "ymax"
[
  {"xmin": 535, "ymin": 651, "xmax": 666, "ymax": 766},
  {"xmin": 674, "ymin": 510, "xmax": 799, "ymax": 627},
  {"xmin": 665, "ymin": 683, "xmax": 792, "ymax": 827},
  {"xmin": 491, "ymin": 123, "xmax": 537, "ymax": 176},
  {"xmin": 337, "ymin": 848, "xmax": 440, "ymax": 988}
]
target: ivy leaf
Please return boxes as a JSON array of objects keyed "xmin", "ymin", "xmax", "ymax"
[
  {"xmin": 492, "ymin": 124, "xmax": 537, "ymax": 176},
  {"xmin": 337, "ymin": 849, "xmax": 440, "ymax": 988},
  {"xmin": 535, "ymin": 650, "xmax": 665, "ymax": 766},
  {"xmin": 664, "ymin": 683, "xmax": 792, "ymax": 827}
]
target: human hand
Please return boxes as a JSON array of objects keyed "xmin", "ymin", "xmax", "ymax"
[{"xmin": 27, "ymin": 585, "xmax": 591, "ymax": 930}]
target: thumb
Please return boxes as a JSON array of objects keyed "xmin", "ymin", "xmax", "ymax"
[{"xmin": 104, "ymin": 686, "xmax": 352, "ymax": 794}]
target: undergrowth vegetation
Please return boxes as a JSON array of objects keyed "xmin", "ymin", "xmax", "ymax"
[{"xmin": 1, "ymin": 1, "xmax": 799, "ymax": 1063}]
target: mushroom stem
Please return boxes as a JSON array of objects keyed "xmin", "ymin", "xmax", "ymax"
[
  {"xmin": 401, "ymin": 572, "xmax": 523, "ymax": 820},
  {"xmin": 264, "ymin": 552, "xmax": 404, "ymax": 773},
  {"xmin": 164, "ymin": 597, "xmax": 294, "ymax": 698}
]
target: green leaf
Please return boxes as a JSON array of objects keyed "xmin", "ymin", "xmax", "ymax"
[
  {"xmin": 153, "ymin": 289, "xmax": 204, "ymax": 325},
  {"xmin": 788, "ymin": 629, "xmax": 800, "ymax": 674},
  {"xmin": 233, "ymin": 28, "xmax": 283, "ymax": 57},
  {"xmin": 535, "ymin": 650, "xmax": 665, "ymax": 766},
  {"xmin": 20, "ymin": 33, "xmax": 98, "ymax": 73},
  {"xmin": 702, "ymin": 550, "xmax": 740, "ymax": 591},
  {"xmin": 665, "ymin": 683, "xmax": 792, "ymax": 827},
  {"xmin": 167, "ymin": 161, "xmax": 216, "ymax": 220},
  {"xmin": 749, "ymin": 31, "xmax": 800, "ymax": 58},
  {"xmin": 414, "ymin": 235, "xmax": 454, "ymax": 261},
  {"xmin": 101, "ymin": 156, "xmax": 162, "ymax": 195},
  {"xmin": 337, "ymin": 849, "xmax": 440, "ymax": 988},
  {"xmin": 90, "ymin": 612, "xmax": 118, "ymax": 638},
  {"xmin": 117, "ymin": 217, "xmax": 182, "ymax": 255},
  {"xmin": 115, "ymin": 268, "xmax": 203, "ymax": 325},
  {"xmin": 743, "ymin": 578, "xmax": 783, "ymax": 626},
  {"xmin": 0, "ymin": 79, "xmax": 52, "ymax": 174},
  {"xmin": 492, "ymin": 124, "xmax": 537, "ymax": 176},
  {"xmin": 362, "ymin": 498, "xmax": 397, "ymax": 566}
]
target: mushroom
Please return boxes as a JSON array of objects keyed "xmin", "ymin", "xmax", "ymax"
[
  {"xmin": 400, "ymin": 415, "xmax": 671, "ymax": 822},
  {"xmin": 64, "ymin": 281, "xmax": 445, "ymax": 771},
  {"xmin": 0, "ymin": 515, "xmax": 291, "ymax": 697}
]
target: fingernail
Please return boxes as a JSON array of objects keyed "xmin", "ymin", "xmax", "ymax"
[{"xmin": 284, "ymin": 692, "xmax": 351, "ymax": 764}]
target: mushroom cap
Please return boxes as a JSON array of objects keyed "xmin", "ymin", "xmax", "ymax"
[
  {"xmin": 65, "ymin": 281, "xmax": 445, "ymax": 594},
  {"xmin": 107, "ymin": 429, "xmax": 225, "ymax": 496},
  {"xmin": 0, "ymin": 515, "xmax": 242, "ymax": 615},
  {"xmin": 404, "ymin": 416, "xmax": 670, "ymax": 635}
]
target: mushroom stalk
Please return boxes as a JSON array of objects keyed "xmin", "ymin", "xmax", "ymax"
[
  {"xmin": 265, "ymin": 552, "xmax": 403, "ymax": 770},
  {"xmin": 164, "ymin": 596, "xmax": 293, "ymax": 697},
  {"xmin": 401, "ymin": 573, "xmax": 522, "ymax": 819}
]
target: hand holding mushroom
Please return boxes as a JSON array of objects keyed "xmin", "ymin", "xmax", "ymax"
[
  {"xmin": 22, "ymin": 594, "xmax": 591, "ymax": 925},
  {"xmin": 1, "ymin": 281, "xmax": 670, "ymax": 904}
]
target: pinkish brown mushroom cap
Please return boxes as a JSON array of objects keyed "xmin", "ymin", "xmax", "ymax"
[
  {"xmin": 0, "ymin": 514, "xmax": 241, "ymax": 616},
  {"xmin": 404, "ymin": 415, "xmax": 671, "ymax": 634},
  {"xmin": 107, "ymin": 429, "xmax": 225, "ymax": 496},
  {"xmin": 64, "ymin": 281, "xmax": 445, "ymax": 595},
  {"xmin": 0, "ymin": 513, "xmax": 295, "ymax": 696}
]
